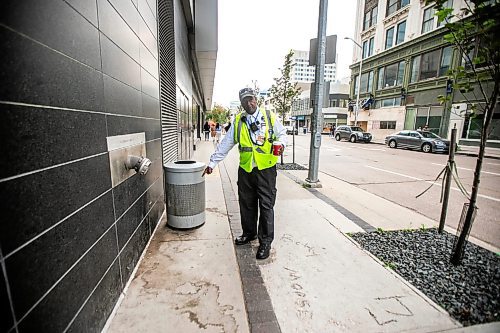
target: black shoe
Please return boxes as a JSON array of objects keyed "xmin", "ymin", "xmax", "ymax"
[
  {"xmin": 234, "ymin": 234, "xmax": 257, "ymax": 245},
  {"xmin": 256, "ymin": 244, "xmax": 271, "ymax": 260}
]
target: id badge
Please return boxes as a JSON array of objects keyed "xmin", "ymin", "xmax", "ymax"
[{"xmin": 256, "ymin": 135, "xmax": 265, "ymax": 146}]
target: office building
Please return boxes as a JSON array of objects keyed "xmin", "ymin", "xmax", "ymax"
[{"xmin": 1, "ymin": 0, "xmax": 217, "ymax": 331}]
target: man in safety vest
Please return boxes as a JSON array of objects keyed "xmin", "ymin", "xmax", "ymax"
[{"xmin": 203, "ymin": 88, "xmax": 288, "ymax": 259}]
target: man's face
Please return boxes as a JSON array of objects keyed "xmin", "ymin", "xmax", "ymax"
[{"xmin": 241, "ymin": 96, "xmax": 257, "ymax": 114}]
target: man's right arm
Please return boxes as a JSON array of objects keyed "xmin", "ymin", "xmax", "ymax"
[{"xmin": 204, "ymin": 123, "xmax": 236, "ymax": 175}]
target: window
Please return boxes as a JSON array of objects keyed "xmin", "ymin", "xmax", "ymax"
[
  {"xmin": 354, "ymin": 70, "xmax": 374, "ymax": 94},
  {"xmin": 422, "ymin": 6, "xmax": 435, "ymax": 33},
  {"xmin": 387, "ymin": 0, "xmax": 409, "ymax": 17},
  {"xmin": 439, "ymin": 46, "xmax": 452, "ymax": 76},
  {"xmin": 385, "ymin": 27, "xmax": 394, "ymax": 49},
  {"xmin": 362, "ymin": 37, "xmax": 374, "ymax": 58},
  {"xmin": 380, "ymin": 121, "xmax": 397, "ymax": 129},
  {"xmin": 363, "ymin": 5, "xmax": 378, "ymax": 30},
  {"xmin": 377, "ymin": 61, "xmax": 405, "ymax": 89},
  {"xmin": 410, "ymin": 47, "xmax": 452, "ymax": 82},
  {"xmin": 420, "ymin": 49, "xmax": 440, "ymax": 80},
  {"xmin": 410, "ymin": 56, "xmax": 420, "ymax": 82},
  {"xmin": 375, "ymin": 97, "xmax": 402, "ymax": 108},
  {"xmin": 462, "ymin": 39, "xmax": 489, "ymax": 70},
  {"xmin": 396, "ymin": 21, "xmax": 406, "ymax": 45},
  {"xmin": 437, "ymin": 0, "xmax": 453, "ymax": 27}
]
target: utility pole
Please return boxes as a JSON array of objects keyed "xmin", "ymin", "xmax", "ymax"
[
  {"xmin": 306, "ymin": 0, "xmax": 328, "ymax": 186},
  {"xmin": 281, "ymin": 80, "xmax": 287, "ymax": 165}
]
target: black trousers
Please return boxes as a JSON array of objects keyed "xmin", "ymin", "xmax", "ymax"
[{"xmin": 238, "ymin": 166, "xmax": 277, "ymax": 245}]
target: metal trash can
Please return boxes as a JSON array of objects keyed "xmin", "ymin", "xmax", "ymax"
[{"xmin": 163, "ymin": 160, "xmax": 206, "ymax": 229}]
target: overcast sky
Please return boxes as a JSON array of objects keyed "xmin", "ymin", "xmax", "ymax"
[{"xmin": 211, "ymin": 0, "xmax": 358, "ymax": 107}]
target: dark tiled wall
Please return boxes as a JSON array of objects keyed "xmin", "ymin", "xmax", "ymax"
[{"xmin": 0, "ymin": 0, "xmax": 164, "ymax": 332}]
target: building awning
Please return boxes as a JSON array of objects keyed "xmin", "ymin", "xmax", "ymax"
[{"xmin": 195, "ymin": 0, "xmax": 218, "ymax": 110}]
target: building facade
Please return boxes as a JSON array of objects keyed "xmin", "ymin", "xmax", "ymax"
[
  {"xmin": 349, "ymin": 0, "xmax": 499, "ymax": 145},
  {"xmin": 291, "ymin": 49, "xmax": 337, "ymax": 83},
  {"xmin": 0, "ymin": 0, "xmax": 217, "ymax": 332},
  {"xmin": 291, "ymin": 82, "xmax": 350, "ymax": 133}
]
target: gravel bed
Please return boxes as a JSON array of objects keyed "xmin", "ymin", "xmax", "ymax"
[
  {"xmin": 276, "ymin": 163, "xmax": 307, "ymax": 170},
  {"xmin": 349, "ymin": 228, "xmax": 500, "ymax": 326}
]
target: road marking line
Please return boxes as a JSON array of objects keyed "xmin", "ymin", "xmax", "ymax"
[
  {"xmin": 431, "ymin": 163, "xmax": 500, "ymax": 176},
  {"xmin": 357, "ymin": 147, "xmax": 386, "ymax": 151},
  {"xmin": 365, "ymin": 165, "xmax": 500, "ymax": 202}
]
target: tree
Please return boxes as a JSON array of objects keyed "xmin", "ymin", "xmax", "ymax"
[
  {"xmin": 269, "ymin": 50, "xmax": 302, "ymax": 124},
  {"xmin": 251, "ymin": 80, "xmax": 265, "ymax": 108},
  {"xmin": 427, "ymin": 0, "xmax": 499, "ymax": 264},
  {"xmin": 207, "ymin": 104, "xmax": 230, "ymax": 124}
]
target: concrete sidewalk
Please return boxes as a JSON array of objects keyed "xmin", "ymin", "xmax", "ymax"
[{"xmin": 104, "ymin": 140, "xmax": 498, "ymax": 332}]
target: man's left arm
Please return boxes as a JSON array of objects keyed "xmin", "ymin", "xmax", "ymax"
[{"xmin": 273, "ymin": 117, "xmax": 288, "ymax": 149}]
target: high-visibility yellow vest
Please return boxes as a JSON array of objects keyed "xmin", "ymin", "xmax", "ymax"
[{"xmin": 234, "ymin": 109, "xmax": 278, "ymax": 173}]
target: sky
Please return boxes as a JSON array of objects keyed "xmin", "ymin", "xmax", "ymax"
[{"xmin": 211, "ymin": 0, "xmax": 358, "ymax": 107}]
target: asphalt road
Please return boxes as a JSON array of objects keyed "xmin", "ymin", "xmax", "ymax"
[{"xmin": 282, "ymin": 133, "xmax": 500, "ymax": 249}]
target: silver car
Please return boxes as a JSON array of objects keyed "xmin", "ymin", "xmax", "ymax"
[
  {"xmin": 334, "ymin": 125, "xmax": 372, "ymax": 143},
  {"xmin": 384, "ymin": 130, "xmax": 450, "ymax": 153}
]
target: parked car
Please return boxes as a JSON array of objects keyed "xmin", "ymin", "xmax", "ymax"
[
  {"xmin": 334, "ymin": 125, "xmax": 372, "ymax": 143},
  {"xmin": 285, "ymin": 125, "xmax": 298, "ymax": 135},
  {"xmin": 384, "ymin": 130, "xmax": 450, "ymax": 153}
]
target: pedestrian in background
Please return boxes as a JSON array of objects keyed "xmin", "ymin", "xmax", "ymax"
[
  {"xmin": 215, "ymin": 122, "xmax": 222, "ymax": 143},
  {"xmin": 203, "ymin": 88, "xmax": 287, "ymax": 260},
  {"xmin": 203, "ymin": 121, "xmax": 210, "ymax": 141},
  {"xmin": 210, "ymin": 123, "xmax": 216, "ymax": 141}
]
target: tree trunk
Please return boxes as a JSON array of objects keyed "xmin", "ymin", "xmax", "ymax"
[{"xmin": 451, "ymin": 80, "xmax": 498, "ymax": 264}]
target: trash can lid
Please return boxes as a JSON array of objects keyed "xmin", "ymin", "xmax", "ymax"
[{"xmin": 164, "ymin": 160, "xmax": 206, "ymax": 173}]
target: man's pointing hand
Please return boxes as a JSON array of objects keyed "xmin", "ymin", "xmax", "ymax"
[{"xmin": 202, "ymin": 166, "xmax": 213, "ymax": 177}]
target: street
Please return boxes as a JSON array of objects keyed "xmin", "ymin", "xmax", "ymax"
[{"xmin": 282, "ymin": 133, "xmax": 500, "ymax": 249}]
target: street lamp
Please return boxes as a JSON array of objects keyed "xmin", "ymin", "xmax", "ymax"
[{"xmin": 344, "ymin": 37, "xmax": 363, "ymax": 126}]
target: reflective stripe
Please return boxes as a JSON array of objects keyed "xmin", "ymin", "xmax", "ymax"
[
  {"xmin": 256, "ymin": 147, "xmax": 266, "ymax": 154},
  {"xmin": 236, "ymin": 116, "xmax": 243, "ymax": 144},
  {"xmin": 239, "ymin": 146, "xmax": 252, "ymax": 152}
]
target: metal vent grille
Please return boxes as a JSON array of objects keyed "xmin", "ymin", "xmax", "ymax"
[
  {"xmin": 166, "ymin": 183, "xmax": 205, "ymax": 216},
  {"xmin": 158, "ymin": 0, "xmax": 177, "ymax": 163}
]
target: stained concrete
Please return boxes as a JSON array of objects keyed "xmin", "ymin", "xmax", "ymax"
[{"xmin": 104, "ymin": 139, "xmax": 477, "ymax": 333}]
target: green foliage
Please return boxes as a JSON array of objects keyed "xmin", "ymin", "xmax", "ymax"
[
  {"xmin": 206, "ymin": 104, "xmax": 230, "ymax": 124},
  {"xmin": 384, "ymin": 262, "xmax": 397, "ymax": 270},
  {"xmin": 376, "ymin": 227, "xmax": 385, "ymax": 234},
  {"xmin": 269, "ymin": 50, "xmax": 302, "ymax": 120},
  {"xmin": 420, "ymin": 224, "xmax": 427, "ymax": 231}
]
